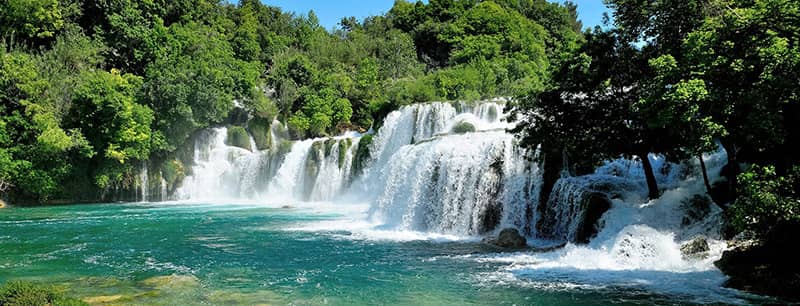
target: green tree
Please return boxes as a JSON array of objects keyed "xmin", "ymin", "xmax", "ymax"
[
  {"xmin": 142, "ymin": 22, "xmax": 260, "ymax": 150},
  {"xmin": 69, "ymin": 69, "xmax": 153, "ymax": 189},
  {"xmin": 0, "ymin": 0, "xmax": 64, "ymax": 45}
]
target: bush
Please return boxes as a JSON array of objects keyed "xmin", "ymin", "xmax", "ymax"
[
  {"xmin": 0, "ymin": 281, "xmax": 87, "ymax": 306},
  {"xmin": 729, "ymin": 165, "xmax": 800, "ymax": 236},
  {"xmin": 452, "ymin": 121, "xmax": 476, "ymax": 134},
  {"xmin": 225, "ymin": 126, "xmax": 252, "ymax": 151}
]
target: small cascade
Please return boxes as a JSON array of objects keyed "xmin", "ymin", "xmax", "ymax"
[
  {"xmin": 160, "ymin": 174, "xmax": 168, "ymax": 202},
  {"xmin": 266, "ymin": 139, "xmax": 313, "ymax": 200},
  {"xmin": 302, "ymin": 137, "xmax": 361, "ymax": 201},
  {"xmin": 139, "ymin": 161, "xmax": 148, "ymax": 202},
  {"xmin": 176, "ymin": 128, "xmax": 265, "ymax": 200}
]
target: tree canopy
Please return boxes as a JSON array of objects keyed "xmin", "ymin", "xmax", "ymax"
[{"xmin": 1, "ymin": 0, "xmax": 582, "ymax": 202}]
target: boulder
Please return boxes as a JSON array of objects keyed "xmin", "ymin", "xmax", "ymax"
[
  {"xmin": 486, "ymin": 228, "xmax": 527, "ymax": 249},
  {"xmin": 680, "ymin": 236, "xmax": 710, "ymax": 259},
  {"xmin": 715, "ymin": 221, "xmax": 800, "ymax": 301}
]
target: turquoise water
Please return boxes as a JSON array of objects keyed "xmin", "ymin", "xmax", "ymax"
[{"xmin": 1, "ymin": 203, "xmax": 756, "ymax": 305}]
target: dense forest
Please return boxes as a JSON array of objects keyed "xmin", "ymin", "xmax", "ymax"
[
  {"xmin": 1, "ymin": 0, "xmax": 581, "ymax": 203},
  {"xmin": 1, "ymin": 0, "xmax": 798, "ymax": 241}
]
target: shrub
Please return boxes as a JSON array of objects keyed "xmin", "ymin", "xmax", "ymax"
[
  {"xmin": 452, "ymin": 121, "xmax": 476, "ymax": 134},
  {"xmin": 0, "ymin": 281, "xmax": 87, "ymax": 306},
  {"xmin": 729, "ymin": 165, "xmax": 800, "ymax": 236}
]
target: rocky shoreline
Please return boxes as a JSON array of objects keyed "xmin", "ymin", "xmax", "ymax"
[{"xmin": 715, "ymin": 222, "xmax": 800, "ymax": 301}]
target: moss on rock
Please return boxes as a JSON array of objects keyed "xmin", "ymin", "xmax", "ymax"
[
  {"xmin": 351, "ymin": 135, "xmax": 373, "ymax": 177},
  {"xmin": 226, "ymin": 126, "xmax": 252, "ymax": 151},
  {"xmin": 247, "ymin": 117, "xmax": 273, "ymax": 151},
  {"xmin": 338, "ymin": 138, "xmax": 352, "ymax": 169}
]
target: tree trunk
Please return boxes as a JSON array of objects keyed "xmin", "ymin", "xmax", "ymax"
[
  {"xmin": 720, "ymin": 140, "xmax": 740, "ymax": 200},
  {"xmin": 640, "ymin": 152, "xmax": 660, "ymax": 200},
  {"xmin": 698, "ymin": 153, "xmax": 728, "ymax": 210}
]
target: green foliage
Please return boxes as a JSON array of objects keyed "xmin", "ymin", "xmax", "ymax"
[
  {"xmin": 248, "ymin": 117, "xmax": 273, "ymax": 151},
  {"xmin": 452, "ymin": 121, "xmax": 476, "ymax": 134},
  {"xmin": 0, "ymin": 0, "xmax": 64, "ymax": 44},
  {"xmin": 72, "ymin": 69, "xmax": 152, "ymax": 164},
  {"xmin": 226, "ymin": 126, "xmax": 252, "ymax": 151},
  {"xmin": 730, "ymin": 166, "xmax": 800, "ymax": 235},
  {"xmin": 351, "ymin": 134, "xmax": 374, "ymax": 178},
  {"xmin": 142, "ymin": 21, "xmax": 260, "ymax": 151},
  {"xmin": 0, "ymin": 0, "xmax": 584, "ymax": 202},
  {"xmin": 0, "ymin": 281, "xmax": 87, "ymax": 306},
  {"xmin": 161, "ymin": 159, "xmax": 185, "ymax": 190}
]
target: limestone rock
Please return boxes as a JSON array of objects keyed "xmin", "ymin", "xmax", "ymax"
[
  {"xmin": 680, "ymin": 236, "xmax": 710, "ymax": 259},
  {"xmin": 486, "ymin": 228, "xmax": 527, "ymax": 249}
]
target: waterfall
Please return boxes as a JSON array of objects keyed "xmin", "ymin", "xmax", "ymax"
[
  {"xmin": 176, "ymin": 126, "xmax": 363, "ymax": 202},
  {"xmin": 169, "ymin": 99, "xmax": 732, "ymax": 298},
  {"xmin": 363, "ymin": 131, "xmax": 538, "ymax": 235},
  {"xmin": 139, "ymin": 161, "xmax": 148, "ymax": 202},
  {"xmin": 173, "ymin": 99, "xmax": 725, "ymax": 246},
  {"xmin": 160, "ymin": 175, "xmax": 168, "ymax": 202}
]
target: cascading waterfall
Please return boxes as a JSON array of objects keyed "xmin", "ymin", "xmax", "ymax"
[
  {"xmin": 175, "ymin": 100, "xmax": 725, "ymax": 246},
  {"xmin": 165, "ymin": 99, "xmax": 734, "ymax": 300}
]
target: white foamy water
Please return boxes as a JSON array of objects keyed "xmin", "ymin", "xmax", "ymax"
[{"xmin": 169, "ymin": 100, "xmax": 745, "ymax": 302}]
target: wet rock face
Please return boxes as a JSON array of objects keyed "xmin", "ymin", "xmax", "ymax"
[
  {"xmin": 574, "ymin": 193, "xmax": 612, "ymax": 244},
  {"xmin": 486, "ymin": 228, "xmax": 527, "ymax": 249},
  {"xmin": 680, "ymin": 236, "xmax": 710, "ymax": 259},
  {"xmin": 715, "ymin": 221, "xmax": 800, "ymax": 301},
  {"xmin": 536, "ymin": 176, "xmax": 620, "ymax": 244}
]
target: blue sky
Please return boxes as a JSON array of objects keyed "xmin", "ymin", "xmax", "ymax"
[{"xmin": 260, "ymin": 0, "xmax": 611, "ymax": 31}]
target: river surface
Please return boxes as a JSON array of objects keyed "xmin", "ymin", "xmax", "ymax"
[{"xmin": 0, "ymin": 202, "xmax": 760, "ymax": 305}]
